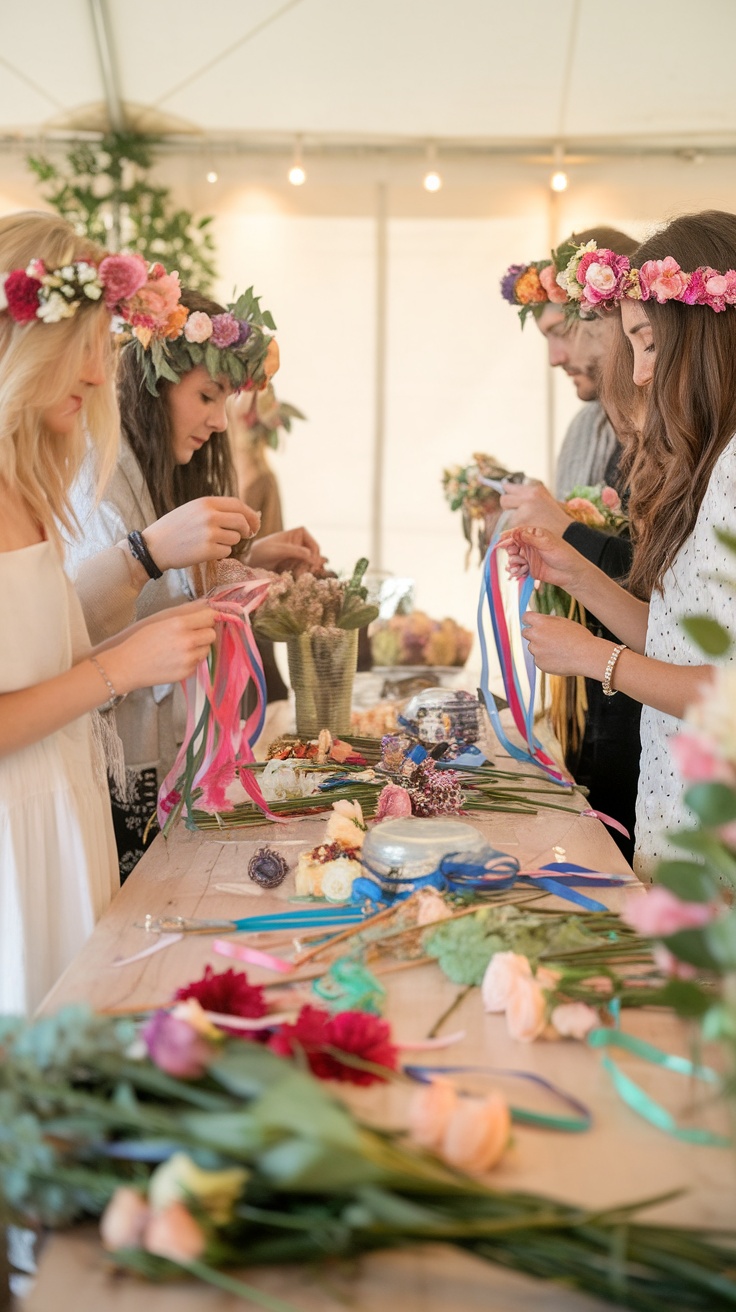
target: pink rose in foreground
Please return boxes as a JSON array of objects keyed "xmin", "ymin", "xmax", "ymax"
[
  {"xmin": 600, "ymin": 485, "xmax": 621, "ymax": 510},
  {"xmin": 184, "ymin": 310, "xmax": 213, "ymax": 343},
  {"xmin": 100, "ymin": 1187, "xmax": 150, "ymax": 1251},
  {"xmin": 538, "ymin": 263, "xmax": 568, "ymax": 303},
  {"xmin": 481, "ymin": 951, "xmax": 532, "ymax": 1013},
  {"xmin": 144, "ymin": 1202, "xmax": 207, "ymax": 1265},
  {"xmin": 670, "ymin": 730, "xmax": 735, "ymax": 786},
  {"xmin": 376, "ymin": 782, "xmax": 413, "ymax": 820},
  {"xmin": 441, "ymin": 1093, "xmax": 510, "ymax": 1174},
  {"xmin": 550, "ymin": 1002, "xmax": 599, "ymax": 1040},
  {"xmin": 638, "ymin": 257, "xmax": 689, "ymax": 304},
  {"xmin": 505, "ymin": 975, "xmax": 548, "ymax": 1042},
  {"xmin": 141, "ymin": 1009, "xmax": 217, "ymax": 1079},
  {"xmin": 408, "ymin": 1077, "xmax": 458, "ymax": 1149},
  {"xmin": 621, "ymin": 886, "xmax": 718, "ymax": 938},
  {"xmin": 99, "ymin": 253, "xmax": 148, "ymax": 308}
]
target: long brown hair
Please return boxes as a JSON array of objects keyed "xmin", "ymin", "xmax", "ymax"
[
  {"xmin": 117, "ymin": 289, "xmax": 238, "ymax": 520},
  {"xmin": 609, "ymin": 211, "xmax": 736, "ymax": 598}
]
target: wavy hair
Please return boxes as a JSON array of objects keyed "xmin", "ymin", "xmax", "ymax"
[
  {"xmin": 117, "ymin": 288, "xmax": 239, "ymax": 525},
  {"xmin": 0, "ymin": 211, "xmax": 118, "ymax": 548},
  {"xmin": 608, "ymin": 211, "xmax": 736, "ymax": 598}
]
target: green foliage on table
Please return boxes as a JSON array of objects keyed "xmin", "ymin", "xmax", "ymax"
[
  {"xmin": 1, "ymin": 1005, "xmax": 735, "ymax": 1310},
  {"xmin": 27, "ymin": 132, "xmax": 217, "ymax": 291}
]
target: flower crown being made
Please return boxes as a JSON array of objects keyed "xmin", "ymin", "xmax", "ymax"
[
  {"xmin": 501, "ymin": 239, "xmax": 736, "ymax": 325},
  {"xmin": 0, "ymin": 251, "xmax": 275, "ymax": 397}
]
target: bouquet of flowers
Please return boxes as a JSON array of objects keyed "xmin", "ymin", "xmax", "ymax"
[
  {"xmin": 442, "ymin": 453, "xmax": 515, "ymax": 562},
  {"xmin": 370, "ymin": 611, "xmax": 473, "ymax": 668},
  {"xmin": 253, "ymin": 557, "xmax": 378, "ymax": 641},
  {"xmin": 235, "ymin": 382, "xmax": 305, "ymax": 450}
]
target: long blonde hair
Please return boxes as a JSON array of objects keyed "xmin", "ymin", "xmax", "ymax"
[{"xmin": 0, "ymin": 211, "xmax": 119, "ymax": 546}]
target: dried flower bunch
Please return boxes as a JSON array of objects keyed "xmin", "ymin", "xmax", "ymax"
[{"xmin": 253, "ymin": 556, "xmax": 379, "ymax": 640}]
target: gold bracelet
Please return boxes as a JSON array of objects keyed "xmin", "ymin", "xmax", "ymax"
[
  {"xmin": 602, "ymin": 643, "xmax": 627, "ymax": 697},
  {"xmin": 90, "ymin": 656, "xmax": 125, "ymax": 711}
]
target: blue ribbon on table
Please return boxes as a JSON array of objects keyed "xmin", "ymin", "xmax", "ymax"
[
  {"xmin": 404, "ymin": 1063, "xmax": 592, "ymax": 1133},
  {"xmin": 351, "ymin": 851, "xmax": 626, "ymax": 913}
]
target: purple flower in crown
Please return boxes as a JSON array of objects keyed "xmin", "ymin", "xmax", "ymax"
[
  {"xmin": 210, "ymin": 312, "xmax": 241, "ymax": 348},
  {"xmin": 577, "ymin": 249, "xmax": 631, "ymax": 305},
  {"xmin": 500, "ymin": 264, "xmax": 527, "ymax": 304},
  {"xmin": 236, "ymin": 319, "xmax": 251, "ymax": 345}
]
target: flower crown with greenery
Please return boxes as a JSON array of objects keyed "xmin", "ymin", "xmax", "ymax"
[
  {"xmin": 502, "ymin": 239, "xmax": 736, "ymax": 326},
  {"xmin": 0, "ymin": 251, "xmax": 275, "ymax": 397}
]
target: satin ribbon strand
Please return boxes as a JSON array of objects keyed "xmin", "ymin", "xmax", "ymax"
[{"xmin": 405, "ymin": 1063, "xmax": 592, "ymax": 1133}]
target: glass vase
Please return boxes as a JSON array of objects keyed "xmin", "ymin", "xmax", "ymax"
[{"xmin": 286, "ymin": 628, "xmax": 358, "ymax": 739}]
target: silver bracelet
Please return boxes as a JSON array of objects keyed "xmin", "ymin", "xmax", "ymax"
[
  {"xmin": 602, "ymin": 643, "xmax": 627, "ymax": 697},
  {"xmin": 90, "ymin": 656, "xmax": 125, "ymax": 711}
]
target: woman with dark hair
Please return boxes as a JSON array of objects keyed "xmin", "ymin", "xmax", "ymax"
[
  {"xmin": 500, "ymin": 211, "xmax": 736, "ymax": 878},
  {"xmin": 68, "ymin": 285, "xmax": 323, "ymax": 876}
]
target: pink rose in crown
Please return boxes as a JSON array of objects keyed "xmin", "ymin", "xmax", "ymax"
[
  {"xmin": 578, "ymin": 249, "xmax": 631, "ymax": 305},
  {"xmin": 538, "ymin": 263, "xmax": 568, "ymax": 303},
  {"xmin": 621, "ymin": 886, "xmax": 719, "ymax": 938},
  {"xmin": 127, "ymin": 270, "xmax": 182, "ymax": 331},
  {"xmin": 99, "ymin": 253, "xmax": 148, "ymax": 309},
  {"xmin": 184, "ymin": 311, "xmax": 213, "ymax": 343},
  {"xmin": 600, "ymin": 486, "xmax": 621, "ymax": 510},
  {"xmin": 638, "ymin": 257, "xmax": 689, "ymax": 304}
]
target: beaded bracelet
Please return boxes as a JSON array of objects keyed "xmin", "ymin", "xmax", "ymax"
[
  {"xmin": 127, "ymin": 529, "xmax": 163, "ymax": 581},
  {"xmin": 602, "ymin": 643, "xmax": 627, "ymax": 697},
  {"xmin": 90, "ymin": 656, "xmax": 125, "ymax": 711}
]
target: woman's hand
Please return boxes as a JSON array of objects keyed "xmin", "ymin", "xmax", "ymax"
[
  {"xmin": 249, "ymin": 527, "xmax": 327, "ymax": 577},
  {"xmin": 102, "ymin": 601, "xmax": 217, "ymax": 694},
  {"xmin": 500, "ymin": 482, "xmax": 573, "ymax": 536},
  {"xmin": 520, "ymin": 612, "xmax": 609, "ymax": 679},
  {"xmin": 498, "ymin": 525, "xmax": 589, "ymax": 594},
  {"xmin": 144, "ymin": 497, "xmax": 261, "ymax": 572}
]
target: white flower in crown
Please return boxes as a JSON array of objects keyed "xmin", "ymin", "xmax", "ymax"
[
  {"xmin": 77, "ymin": 263, "xmax": 99, "ymax": 284},
  {"xmin": 60, "ymin": 265, "xmax": 76, "ymax": 280},
  {"xmin": 83, "ymin": 282, "xmax": 103, "ymax": 300},
  {"xmin": 556, "ymin": 240, "xmax": 598, "ymax": 301},
  {"xmin": 37, "ymin": 290, "xmax": 76, "ymax": 323}
]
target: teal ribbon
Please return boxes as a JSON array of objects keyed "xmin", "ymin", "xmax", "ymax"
[
  {"xmin": 587, "ymin": 1027, "xmax": 731, "ymax": 1148},
  {"xmin": 312, "ymin": 956, "xmax": 385, "ymax": 1014}
]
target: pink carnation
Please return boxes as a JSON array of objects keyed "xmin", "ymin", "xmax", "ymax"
[
  {"xmin": 670, "ymin": 730, "xmax": 735, "ymax": 785},
  {"xmin": 538, "ymin": 264, "xmax": 568, "ymax": 303},
  {"xmin": 99, "ymin": 253, "xmax": 148, "ymax": 309},
  {"xmin": 621, "ymin": 886, "xmax": 718, "ymax": 938},
  {"xmin": 210, "ymin": 312, "xmax": 241, "ymax": 348},
  {"xmin": 127, "ymin": 270, "xmax": 182, "ymax": 329},
  {"xmin": 184, "ymin": 310, "xmax": 213, "ymax": 343},
  {"xmin": 638, "ymin": 257, "xmax": 689, "ymax": 304},
  {"xmin": 578, "ymin": 249, "xmax": 631, "ymax": 305}
]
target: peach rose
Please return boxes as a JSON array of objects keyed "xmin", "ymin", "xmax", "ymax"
[
  {"xmin": 538, "ymin": 263, "xmax": 569, "ymax": 304},
  {"xmin": 100, "ymin": 1187, "xmax": 150, "ymax": 1251},
  {"xmin": 505, "ymin": 975, "xmax": 547, "ymax": 1042},
  {"xmin": 325, "ymin": 799, "xmax": 366, "ymax": 849},
  {"xmin": 550, "ymin": 1002, "xmax": 599, "ymax": 1040},
  {"xmin": 441, "ymin": 1093, "xmax": 510, "ymax": 1174},
  {"xmin": 481, "ymin": 951, "xmax": 531, "ymax": 1013},
  {"xmin": 408, "ymin": 1077, "xmax": 458, "ymax": 1149},
  {"xmin": 144, "ymin": 1201, "xmax": 207, "ymax": 1265},
  {"xmin": 415, "ymin": 888, "xmax": 453, "ymax": 926}
]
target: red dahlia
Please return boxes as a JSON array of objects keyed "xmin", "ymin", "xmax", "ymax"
[
  {"xmin": 5, "ymin": 270, "xmax": 42, "ymax": 323},
  {"xmin": 269, "ymin": 1005, "xmax": 398, "ymax": 1085}
]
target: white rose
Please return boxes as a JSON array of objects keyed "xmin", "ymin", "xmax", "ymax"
[
  {"xmin": 321, "ymin": 857, "xmax": 358, "ymax": 902},
  {"xmin": 481, "ymin": 951, "xmax": 531, "ymax": 1013}
]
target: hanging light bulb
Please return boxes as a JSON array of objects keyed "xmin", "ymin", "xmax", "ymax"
[
  {"xmin": 549, "ymin": 143, "xmax": 568, "ymax": 193},
  {"xmin": 206, "ymin": 169, "xmax": 218, "ymax": 184},
  {"xmin": 288, "ymin": 135, "xmax": 306, "ymax": 186},
  {"xmin": 423, "ymin": 142, "xmax": 442, "ymax": 192}
]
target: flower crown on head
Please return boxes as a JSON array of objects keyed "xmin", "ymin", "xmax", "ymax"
[
  {"xmin": 0, "ymin": 250, "xmax": 276, "ymax": 397},
  {"xmin": 502, "ymin": 239, "xmax": 736, "ymax": 325}
]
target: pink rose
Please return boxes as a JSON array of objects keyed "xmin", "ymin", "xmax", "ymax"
[
  {"xmin": 670, "ymin": 730, "xmax": 735, "ymax": 785},
  {"xmin": 621, "ymin": 886, "xmax": 718, "ymax": 938},
  {"xmin": 141, "ymin": 1009, "xmax": 217, "ymax": 1079},
  {"xmin": 408, "ymin": 1077, "xmax": 458, "ymax": 1148},
  {"xmin": 376, "ymin": 782, "xmax": 413, "ymax": 820},
  {"xmin": 538, "ymin": 264, "xmax": 568, "ymax": 303},
  {"xmin": 415, "ymin": 888, "xmax": 453, "ymax": 926},
  {"xmin": 129, "ymin": 270, "xmax": 182, "ymax": 329},
  {"xmin": 550, "ymin": 1002, "xmax": 599, "ymax": 1040},
  {"xmin": 638, "ymin": 257, "xmax": 689, "ymax": 304},
  {"xmin": 184, "ymin": 310, "xmax": 213, "ymax": 343},
  {"xmin": 481, "ymin": 951, "xmax": 531, "ymax": 1013},
  {"xmin": 441, "ymin": 1093, "xmax": 510, "ymax": 1174},
  {"xmin": 210, "ymin": 312, "xmax": 240, "ymax": 348},
  {"xmin": 144, "ymin": 1202, "xmax": 207, "ymax": 1265},
  {"xmin": 577, "ymin": 249, "xmax": 630, "ymax": 305},
  {"xmin": 505, "ymin": 975, "xmax": 548, "ymax": 1042},
  {"xmin": 100, "ymin": 1187, "xmax": 150, "ymax": 1251},
  {"xmin": 600, "ymin": 485, "xmax": 621, "ymax": 510},
  {"xmin": 99, "ymin": 253, "xmax": 148, "ymax": 309}
]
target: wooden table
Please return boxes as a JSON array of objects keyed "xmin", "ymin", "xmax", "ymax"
[{"xmin": 29, "ymin": 779, "xmax": 735, "ymax": 1311}]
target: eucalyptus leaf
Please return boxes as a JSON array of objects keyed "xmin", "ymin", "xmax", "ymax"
[
  {"xmin": 684, "ymin": 781, "xmax": 736, "ymax": 826},
  {"xmin": 681, "ymin": 614, "xmax": 732, "ymax": 656},
  {"xmin": 656, "ymin": 861, "xmax": 718, "ymax": 903}
]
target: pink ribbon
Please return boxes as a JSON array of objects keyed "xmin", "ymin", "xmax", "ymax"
[{"xmin": 213, "ymin": 938, "xmax": 293, "ymax": 973}]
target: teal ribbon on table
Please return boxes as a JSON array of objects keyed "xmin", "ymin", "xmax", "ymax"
[
  {"xmin": 587, "ymin": 1026, "xmax": 731, "ymax": 1148},
  {"xmin": 312, "ymin": 956, "xmax": 386, "ymax": 1014}
]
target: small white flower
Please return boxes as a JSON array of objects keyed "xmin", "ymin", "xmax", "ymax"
[
  {"xmin": 83, "ymin": 283, "xmax": 103, "ymax": 300},
  {"xmin": 37, "ymin": 291, "xmax": 75, "ymax": 322},
  {"xmin": 60, "ymin": 265, "xmax": 76, "ymax": 280},
  {"xmin": 77, "ymin": 263, "xmax": 98, "ymax": 283}
]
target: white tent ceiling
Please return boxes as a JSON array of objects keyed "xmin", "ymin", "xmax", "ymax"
[{"xmin": 1, "ymin": 0, "xmax": 736, "ymax": 156}]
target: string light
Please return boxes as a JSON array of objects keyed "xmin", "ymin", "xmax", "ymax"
[
  {"xmin": 423, "ymin": 142, "xmax": 442, "ymax": 192},
  {"xmin": 549, "ymin": 143, "xmax": 568, "ymax": 193},
  {"xmin": 288, "ymin": 135, "xmax": 306, "ymax": 186},
  {"xmin": 206, "ymin": 169, "xmax": 218, "ymax": 184}
]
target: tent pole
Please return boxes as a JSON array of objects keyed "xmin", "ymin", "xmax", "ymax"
[{"xmin": 371, "ymin": 180, "xmax": 388, "ymax": 571}]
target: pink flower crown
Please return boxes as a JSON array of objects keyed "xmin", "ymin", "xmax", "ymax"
[
  {"xmin": 502, "ymin": 239, "xmax": 736, "ymax": 324},
  {"xmin": 0, "ymin": 250, "xmax": 276, "ymax": 397}
]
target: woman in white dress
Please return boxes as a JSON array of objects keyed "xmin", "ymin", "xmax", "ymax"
[
  {"xmin": 67, "ymin": 288, "xmax": 323, "ymax": 877},
  {"xmin": 0, "ymin": 212, "xmax": 217, "ymax": 1013},
  {"xmin": 499, "ymin": 211, "xmax": 736, "ymax": 879}
]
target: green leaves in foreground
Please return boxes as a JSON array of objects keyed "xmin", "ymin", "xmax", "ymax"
[{"xmin": 682, "ymin": 614, "xmax": 732, "ymax": 657}]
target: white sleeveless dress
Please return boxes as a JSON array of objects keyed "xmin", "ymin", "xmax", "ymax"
[{"xmin": 0, "ymin": 541, "xmax": 118, "ymax": 1014}]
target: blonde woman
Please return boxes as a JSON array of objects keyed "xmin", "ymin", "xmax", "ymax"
[{"xmin": 0, "ymin": 212, "xmax": 216, "ymax": 1012}]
